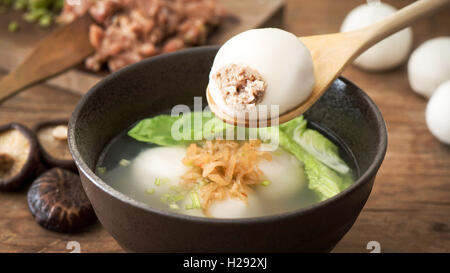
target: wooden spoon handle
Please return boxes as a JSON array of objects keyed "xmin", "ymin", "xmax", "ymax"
[
  {"xmin": 358, "ymin": 0, "xmax": 450, "ymax": 55},
  {"xmin": 0, "ymin": 74, "xmax": 29, "ymax": 104},
  {"xmin": 0, "ymin": 14, "xmax": 94, "ymax": 105}
]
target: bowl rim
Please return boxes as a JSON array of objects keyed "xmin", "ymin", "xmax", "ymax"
[{"xmin": 68, "ymin": 45, "xmax": 388, "ymax": 225}]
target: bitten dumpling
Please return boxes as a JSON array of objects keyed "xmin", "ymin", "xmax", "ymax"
[{"xmin": 209, "ymin": 28, "xmax": 315, "ymax": 119}]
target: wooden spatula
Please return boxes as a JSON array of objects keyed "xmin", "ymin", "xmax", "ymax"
[
  {"xmin": 208, "ymin": 0, "xmax": 450, "ymax": 127},
  {"xmin": 0, "ymin": 13, "xmax": 94, "ymax": 104}
]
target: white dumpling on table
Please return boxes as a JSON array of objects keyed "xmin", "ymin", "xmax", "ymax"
[
  {"xmin": 408, "ymin": 37, "xmax": 450, "ymax": 98},
  {"xmin": 340, "ymin": 2, "xmax": 413, "ymax": 71},
  {"xmin": 426, "ymin": 81, "xmax": 450, "ymax": 145}
]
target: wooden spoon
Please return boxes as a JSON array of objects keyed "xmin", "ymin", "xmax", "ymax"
[
  {"xmin": 208, "ymin": 0, "xmax": 450, "ymax": 127},
  {"xmin": 0, "ymin": 14, "xmax": 94, "ymax": 104}
]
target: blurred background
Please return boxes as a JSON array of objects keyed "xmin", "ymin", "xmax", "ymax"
[{"xmin": 0, "ymin": 0, "xmax": 449, "ymax": 252}]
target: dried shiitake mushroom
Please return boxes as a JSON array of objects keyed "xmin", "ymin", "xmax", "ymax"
[
  {"xmin": 0, "ymin": 123, "xmax": 39, "ymax": 191},
  {"xmin": 27, "ymin": 168, "xmax": 96, "ymax": 233},
  {"xmin": 33, "ymin": 120, "xmax": 76, "ymax": 171}
]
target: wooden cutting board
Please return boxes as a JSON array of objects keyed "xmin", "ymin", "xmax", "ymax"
[{"xmin": 0, "ymin": 0, "xmax": 284, "ymax": 96}]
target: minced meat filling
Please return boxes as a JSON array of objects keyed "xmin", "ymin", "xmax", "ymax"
[
  {"xmin": 58, "ymin": 0, "xmax": 225, "ymax": 72},
  {"xmin": 212, "ymin": 64, "xmax": 267, "ymax": 111}
]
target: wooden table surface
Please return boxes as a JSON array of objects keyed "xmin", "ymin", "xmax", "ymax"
[{"xmin": 0, "ymin": 0, "xmax": 449, "ymax": 253}]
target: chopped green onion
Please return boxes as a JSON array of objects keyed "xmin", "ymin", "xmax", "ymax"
[
  {"xmin": 97, "ymin": 167, "xmax": 107, "ymax": 174},
  {"xmin": 13, "ymin": 0, "xmax": 27, "ymax": 10},
  {"xmin": 145, "ymin": 188, "xmax": 155, "ymax": 195},
  {"xmin": 261, "ymin": 180, "xmax": 271, "ymax": 187},
  {"xmin": 169, "ymin": 186, "xmax": 182, "ymax": 193},
  {"xmin": 160, "ymin": 192, "xmax": 185, "ymax": 204},
  {"xmin": 183, "ymin": 161, "xmax": 194, "ymax": 167},
  {"xmin": 29, "ymin": 0, "xmax": 53, "ymax": 10},
  {"xmin": 8, "ymin": 21, "xmax": 19, "ymax": 32},
  {"xmin": 169, "ymin": 203, "xmax": 180, "ymax": 210},
  {"xmin": 172, "ymin": 193, "xmax": 185, "ymax": 203},
  {"xmin": 189, "ymin": 191, "xmax": 202, "ymax": 209},
  {"xmin": 160, "ymin": 193, "xmax": 171, "ymax": 203},
  {"xmin": 1, "ymin": 0, "xmax": 13, "ymax": 6},
  {"xmin": 23, "ymin": 8, "xmax": 47, "ymax": 23},
  {"xmin": 54, "ymin": 0, "xmax": 64, "ymax": 11},
  {"xmin": 39, "ymin": 13, "xmax": 53, "ymax": 27},
  {"xmin": 2, "ymin": 0, "xmax": 62, "ymax": 28},
  {"xmin": 160, "ymin": 178, "xmax": 170, "ymax": 184},
  {"xmin": 154, "ymin": 177, "xmax": 161, "ymax": 186},
  {"xmin": 194, "ymin": 179, "xmax": 208, "ymax": 190},
  {"xmin": 119, "ymin": 159, "xmax": 131, "ymax": 167}
]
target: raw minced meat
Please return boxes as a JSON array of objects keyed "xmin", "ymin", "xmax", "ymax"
[{"xmin": 58, "ymin": 0, "xmax": 225, "ymax": 72}]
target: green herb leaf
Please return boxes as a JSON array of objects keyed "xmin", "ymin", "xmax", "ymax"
[{"xmin": 8, "ymin": 21, "xmax": 19, "ymax": 32}]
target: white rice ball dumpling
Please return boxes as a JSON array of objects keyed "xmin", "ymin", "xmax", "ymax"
[
  {"xmin": 130, "ymin": 146, "xmax": 188, "ymax": 197},
  {"xmin": 426, "ymin": 81, "xmax": 450, "ymax": 144},
  {"xmin": 408, "ymin": 37, "xmax": 450, "ymax": 98},
  {"xmin": 209, "ymin": 28, "xmax": 315, "ymax": 119},
  {"xmin": 256, "ymin": 149, "xmax": 306, "ymax": 211},
  {"xmin": 340, "ymin": 2, "xmax": 413, "ymax": 71}
]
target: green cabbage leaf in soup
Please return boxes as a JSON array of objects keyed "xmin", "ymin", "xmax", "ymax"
[
  {"xmin": 128, "ymin": 111, "xmax": 233, "ymax": 146},
  {"xmin": 128, "ymin": 112, "xmax": 353, "ymax": 202},
  {"xmin": 277, "ymin": 127, "xmax": 352, "ymax": 201}
]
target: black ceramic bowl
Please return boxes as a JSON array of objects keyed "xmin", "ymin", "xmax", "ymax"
[{"xmin": 68, "ymin": 46, "xmax": 387, "ymax": 252}]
